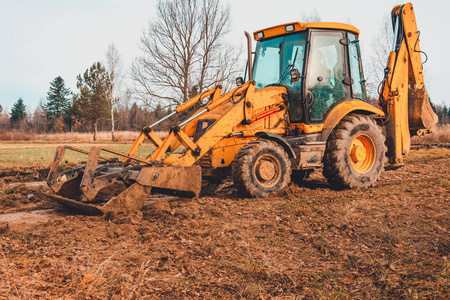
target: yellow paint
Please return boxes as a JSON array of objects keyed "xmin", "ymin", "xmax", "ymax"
[
  {"xmin": 349, "ymin": 134, "xmax": 376, "ymax": 173},
  {"xmin": 209, "ymin": 137, "xmax": 256, "ymax": 168},
  {"xmin": 290, "ymin": 123, "xmax": 324, "ymax": 134},
  {"xmin": 175, "ymin": 86, "xmax": 219, "ymax": 113},
  {"xmin": 254, "ymin": 22, "xmax": 359, "ymax": 41},
  {"xmin": 321, "ymin": 100, "xmax": 385, "ymax": 141},
  {"xmin": 126, "ymin": 131, "xmax": 145, "ymax": 160},
  {"xmin": 168, "ymin": 85, "xmax": 287, "ymax": 167}
]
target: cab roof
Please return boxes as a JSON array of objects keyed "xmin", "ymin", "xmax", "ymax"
[{"xmin": 253, "ymin": 22, "xmax": 360, "ymax": 41}]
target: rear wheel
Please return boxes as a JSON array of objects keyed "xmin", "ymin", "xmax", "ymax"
[
  {"xmin": 323, "ymin": 114, "xmax": 386, "ymax": 189},
  {"xmin": 232, "ymin": 141, "xmax": 291, "ymax": 197}
]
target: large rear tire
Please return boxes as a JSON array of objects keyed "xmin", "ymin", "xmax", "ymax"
[
  {"xmin": 232, "ymin": 141, "xmax": 291, "ymax": 197},
  {"xmin": 323, "ymin": 114, "xmax": 386, "ymax": 189}
]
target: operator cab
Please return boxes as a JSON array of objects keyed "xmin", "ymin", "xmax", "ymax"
[{"xmin": 252, "ymin": 22, "xmax": 366, "ymax": 125}]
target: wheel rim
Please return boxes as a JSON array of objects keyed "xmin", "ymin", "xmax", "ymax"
[
  {"xmin": 253, "ymin": 154, "xmax": 282, "ymax": 188},
  {"xmin": 349, "ymin": 134, "xmax": 376, "ymax": 174}
]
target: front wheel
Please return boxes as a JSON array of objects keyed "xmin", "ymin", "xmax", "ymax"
[
  {"xmin": 232, "ymin": 141, "xmax": 291, "ymax": 197},
  {"xmin": 323, "ymin": 114, "xmax": 386, "ymax": 189}
]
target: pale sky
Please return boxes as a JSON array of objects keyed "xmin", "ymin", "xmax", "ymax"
[{"xmin": 1, "ymin": 0, "xmax": 448, "ymax": 113}]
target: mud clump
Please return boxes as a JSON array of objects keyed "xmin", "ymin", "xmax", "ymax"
[
  {"xmin": 0, "ymin": 183, "xmax": 49, "ymax": 210},
  {"xmin": 0, "ymin": 222, "xmax": 9, "ymax": 234},
  {"xmin": 0, "ymin": 167, "xmax": 49, "ymax": 187}
]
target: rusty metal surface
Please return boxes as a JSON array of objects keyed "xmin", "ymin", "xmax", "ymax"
[
  {"xmin": 55, "ymin": 169, "xmax": 83, "ymax": 200},
  {"xmin": 102, "ymin": 183, "xmax": 152, "ymax": 214},
  {"xmin": 136, "ymin": 165, "xmax": 202, "ymax": 197},
  {"xmin": 47, "ymin": 146, "xmax": 66, "ymax": 190},
  {"xmin": 81, "ymin": 170, "xmax": 125, "ymax": 202},
  {"xmin": 47, "ymin": 145, "xmax": 109, "ymax": 195},
  {"xmin": 80, "ymin": 147, "xmax": 101, "ymax": 202},
  {"xmin": 42, "ymin": 193, "xmax": 104, "ymax": 216},
  {"xmin": 48, "ymin": 164, "xmax": 83, "ymax": 195}
]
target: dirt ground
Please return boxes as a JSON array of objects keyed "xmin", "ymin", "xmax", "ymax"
[{"xmin": 0, "ymin": 148, "xmax": 448, "ymax": 299}]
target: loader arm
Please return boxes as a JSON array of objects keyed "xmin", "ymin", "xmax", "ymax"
[
  {"xmin": 378, "ymin": 2, "xmax": 438, "ymax": 165},
  {"xmin": 147, "ymin": 81, "xmax": 288, "ymax": 167}
]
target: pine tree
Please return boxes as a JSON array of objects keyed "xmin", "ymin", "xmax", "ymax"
[
  {"xmin": 10, "ymin": 98, "xmax": 27, "ymax": 125},
  {"xmin": 74, "ymin": 62, "xmax": 111, "ymax": 141},
  {"xmin": 47, "ymin": 76, "xmax": 71, "ymax": 132},
  {"xmin": 0, "ymin": 104, "xmax": 3, "ymax": 114}
]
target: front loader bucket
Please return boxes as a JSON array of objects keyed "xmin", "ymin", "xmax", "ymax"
[
  {"xmin": 408, "ymin": 87, "xmax": 438, "ymax": 131},
  {"xmin": 46, "ymin": 145, "xmax": 203, "ymax": 215}
]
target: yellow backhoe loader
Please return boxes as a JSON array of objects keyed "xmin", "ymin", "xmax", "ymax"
[{"xmin": 45, "ymin": 2, "xmax": 437, "ymax": 215}]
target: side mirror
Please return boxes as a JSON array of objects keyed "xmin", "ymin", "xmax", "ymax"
[
  {"xmin": 290, "ymin": 69, "xmax": 301, "ymax": 82},
  {"xmin": 236, "ymin": 77, "xmax": 244, "ymax": 86}
]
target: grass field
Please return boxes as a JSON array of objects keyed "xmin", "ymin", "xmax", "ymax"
[
  {"xmin": 0, "ymin": 123, "xmax": 447, "ymax": 170},
  {"xmin": 0, "ymin": 142, "xmax": 156, "ymax": 170}
]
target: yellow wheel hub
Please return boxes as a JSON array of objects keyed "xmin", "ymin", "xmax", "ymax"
[
  {"xmin": 253, "ymin": 154, "xmax": 281, "ymax": 188},
  {"xmin": 349, "ymin": 134, "xmax": 376, "ymax": 173},
  {"xmin": 256, "ymin": 160, "xmax": 276, "ymax": 181}
]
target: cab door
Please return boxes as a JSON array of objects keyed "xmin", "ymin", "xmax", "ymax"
[{"xmin": 305, "ymin": 31, "xmax": 350, "ymax": 123}]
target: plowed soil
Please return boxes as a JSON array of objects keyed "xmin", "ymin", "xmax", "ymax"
[{"xmin": 0, "ymin": 148, "xmax": 449, "ymax": 299}]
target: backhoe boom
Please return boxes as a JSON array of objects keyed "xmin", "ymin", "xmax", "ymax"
[{"xmin": 378, "ymin": 3, "xmax": 438, "ymax": 165}]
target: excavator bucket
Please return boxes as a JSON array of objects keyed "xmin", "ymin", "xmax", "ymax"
[{"xmin": 408, "ymin": 87, "xmax": 438, "ymax": 132}]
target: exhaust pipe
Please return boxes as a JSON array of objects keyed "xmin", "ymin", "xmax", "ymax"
[{"xmin": 245, "ymin": 31, "xmax": 253, "ymax": 81}]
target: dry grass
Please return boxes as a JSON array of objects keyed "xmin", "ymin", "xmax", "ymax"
[
  {"xmin": 411, "ymin": 124, "xmax": 450, "ymax": 145},
  {"xmin": 0, "ymin": 131, "xmax": 169, "ymax": 143},
  {"xmin": 2, "ymin": 124, "xmax": 448, "ymax": 146},
  {"xmin": 0, "ymin": 148, "xmax": 448, "ymax": 298}
]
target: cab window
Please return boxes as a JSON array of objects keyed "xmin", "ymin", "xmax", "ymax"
[
  {"xmin": 306, "ymin": 31, "xmax": 347, "ymax": 122},
  {"xmin": 348, "ymin": 33, "xmax": 365, "ymax": 99}
]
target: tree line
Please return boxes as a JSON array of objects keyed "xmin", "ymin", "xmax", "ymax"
[
  {"xmin": 0, "ymin": 74, "xmax": 173, "ymax": 140},
  {"xmin": 0, "ymin": 63, "xmax": 172, "ymax": 141}
]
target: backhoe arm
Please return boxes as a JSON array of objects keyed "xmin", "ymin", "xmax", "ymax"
[{"xmin": 379, "ymin": 3, "xmax": 438, "ymax": 165}]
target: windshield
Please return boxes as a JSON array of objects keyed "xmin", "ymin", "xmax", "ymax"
[{"xmin": 252, "ymin": 32, "xmax": 307, "ymax": 91}]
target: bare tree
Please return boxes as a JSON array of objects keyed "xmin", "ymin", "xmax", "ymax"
[
  {"xmin": 32, "ymin": 99, "xmax": 48, "ymax": 133},
  {"xmin": 105, "ymin": 43, "xmax": 123, "ymax": 141},
  {"xmin": 131, "ymin": 0, "xmax": 240, "ymax": 110},
  {"xmin": 300, "ymin": 9, "xmax": 322, "ymax": 22},
  {"xmin": 0, "ymin": 106, "xmax": 9, "ymax": 133},
  {"xmin": 365, "ymin": 16, "xmax": 393, "ymax": 97}
]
